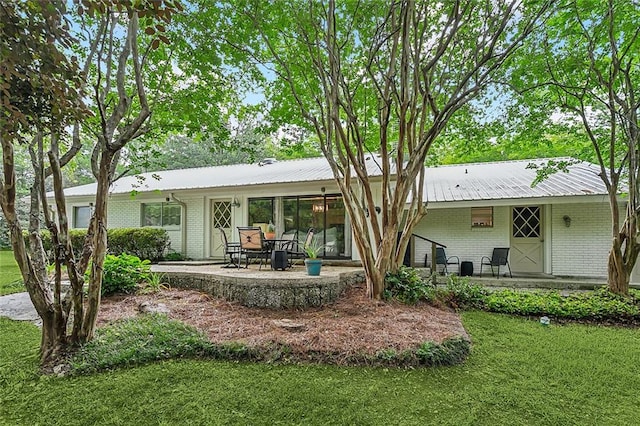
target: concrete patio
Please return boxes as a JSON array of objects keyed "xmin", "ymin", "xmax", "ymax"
[
  {"xmin": 151, "ymin": 262, "xmax": 364, "ymax": 309},
  {"xmin": 151, "ymin": 260, "xmax": 631, "ymax": 309}
]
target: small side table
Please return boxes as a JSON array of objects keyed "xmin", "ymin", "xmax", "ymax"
[
  {"xmin": 271, "ymin": 250, "xmax": 288, "ymax": 270},
  {"xmin": 460, "ymin": 261, "xmax": 474, "ymax": 277}
]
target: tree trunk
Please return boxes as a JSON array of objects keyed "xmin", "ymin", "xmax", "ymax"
[
  {"xmin": 607, "ymin": 243, "xmax": 630, "ymax": 295},
  {"xmin": 80, "ymin": 150, "xmax": 114, "ymax": 342}
]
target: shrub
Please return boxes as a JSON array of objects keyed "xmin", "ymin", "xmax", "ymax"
[
  {"xmin": 440, "ymin": 275, "xmax": 489, "ymax": 310},
  {"xmin": 384, "ymin": 266, "xmax": 435, "ymax": 304},
  {"xmin": 164, "ymin": 251, "xmax": 185, "ymax": 261},
  {"xmin": 100, "ymin": 253, "xmax": 151, "ymax": 297},
  {"xmin": 107, "ymin": 228, "xmax": 169, "ymax": 262},
  {"xmin": 484, "ymin": 286, "xmax": 640, "ymax": 322},
  {"xmin": 33, "ymin": 227, "xmax": 169, "ymax": 262}
]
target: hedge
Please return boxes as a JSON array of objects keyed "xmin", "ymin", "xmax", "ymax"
[{"xmin": 31, "ymin": 227, "xmax": 170, "ymax": 262}]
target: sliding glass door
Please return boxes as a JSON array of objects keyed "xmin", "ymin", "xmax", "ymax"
[{"xmin": 248, "ymin": 193, "xmax": 350, "ymax": 258}]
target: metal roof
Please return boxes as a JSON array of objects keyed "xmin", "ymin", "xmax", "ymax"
[
  {"xmin": 62, "ymin": 156, "xmax": 385, "ymax": 197},
  {"xmin": 62, "ymin": 156, "xmax": 609, "ymax": 203},
  {"xmin": 423, "ymin": 158, "xmax": 608, "ymax": 203}
]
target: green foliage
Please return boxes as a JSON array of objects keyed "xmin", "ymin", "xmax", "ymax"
[
  {"xmin": 33, "ymin": 227, "xmax": 170, "ymax": 262},
  {"xmin": 163, "ymin": 251, "xmax": 185, "ymax": 261},
  {"xmin": 414, "ymin": 338, "xmax": 471, "ymax": 367},
  {"xmin": 440, "ymin": 275, "xmax": 489, "ymax": 310},
  {"xmin": 485, "ymin": 287, "xmax": 640, "ymax": 322},
  {"xmin": 384, "ymin": 266, "xmax": 435, "ymax": 304},
  {"xmin": 107, "ymin": 228, "xmax": 170, "ymax": 262},
  {"xmin": 70, "ymin": 314, "xmax": 215, "ymax": 374},
  {"xmin": 99, "ymin": 253, "xmax": 151, "ymax": 297},
  {"xmin": 303, "ymin": 239, "xmax": 325, "ymax": 259},
  {"xmin": 138, "ymin": 272, "xmax": 169, "ymax": 294},
  {"xmin": 434, "ymin": 279, "xmax": 640, "ymax": 323}
]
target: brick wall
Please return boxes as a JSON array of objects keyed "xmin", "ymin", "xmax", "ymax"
[
  {"xmin": 551, "ymin": 202, "xmax": 612, "ymax": 278},
  {"xmin": 412, "ymin": 201, "xmax": 615, "ymax": 278},
  {"xmin": 412, "ymin": 206, "xmax": 510, "ymax": 275}
]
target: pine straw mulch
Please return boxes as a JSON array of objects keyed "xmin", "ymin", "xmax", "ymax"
[{"xmin": 98, "ymin": 283, "xmax": 470, "ymax": 364}]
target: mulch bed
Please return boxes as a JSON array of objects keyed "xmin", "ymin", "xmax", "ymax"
[{"xmin": 98, "ymin": 283, "xmax": 470, "ymax": 362}]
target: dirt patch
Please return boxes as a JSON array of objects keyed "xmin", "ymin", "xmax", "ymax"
[{"xmin": 98, "ymin": 283, "xmax": 469, "ymax": 361}]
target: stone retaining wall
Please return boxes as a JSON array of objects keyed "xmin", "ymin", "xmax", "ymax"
[{"xmin": 165, "ymin": 270, "xmax": 365, "ymax": 309}]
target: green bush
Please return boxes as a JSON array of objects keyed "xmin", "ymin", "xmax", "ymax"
[
  {"xmin": 100, "ymin": 253, "xmax": 151, "ymax": 297},
  {"xmin": 384, "ymin": 266, "xmax": 435, "ymax": 304},
  {"xmin": 484, "ymin": 286, "xmax": 640, "ymax": 321},
  {"xmin": 164, "ymin": 251, "xmax": 185, "ymax": 261},
  {"xmin": 32, "ymin": 227, "xmax": 169, "ymax": 262},
  {"xmin": 107, "ymin": 228, "xmax": 170, "ymax": 262},
  {"xmin": 439, "ymin": 275, "xmax": 489, "ymax": 310}
]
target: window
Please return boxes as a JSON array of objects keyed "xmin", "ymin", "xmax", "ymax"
[
  {"xmin": 73, "ymin": 206, "xmax": 91, "ymax": 228},
  {"xmin": 283, "ymin": 194, "xmax": 348, "ymax": 258},
  {"xmin": 471, "ymin": 207, "xmax": 493, "ymax": 228},
  {"xmin": 141, "ymin": 203, "xmax": 181, "ymax": 227},
  {"xmin": 248, "ymin": 198, "xmax": 274, "ymax": 228}
]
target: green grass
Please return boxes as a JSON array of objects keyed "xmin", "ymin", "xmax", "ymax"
[
  {"xmin": 2, "ymin": 312, "xmax": 639, "ymax": 425},
  {"xmin": 0, "ymin": 250, "xmax": 24, "ymax": 295},
  {"xmin": 71, "ymin": 314, "xmax": 218, "ymax": 374}
]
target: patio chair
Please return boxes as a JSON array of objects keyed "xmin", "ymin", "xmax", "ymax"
[
  {"xmin": 237, "ymin": 226, "xmax": 270, "ymax": 270},
  {"xmin": 219, "ymin": 227, "xmax": 241, "ymax": 268},
  {"xmin": 480, "ymin": 247, "xmax": 512, "ymax": 278},
  {"xmin": 435, "ymin": 247, "xmax": 460, "ymax": 275},
  {"xmin": 282, "ymin": 228, "xmax": 314, "ymax": 265}
]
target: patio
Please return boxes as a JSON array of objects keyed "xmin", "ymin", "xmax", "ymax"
[
  {"xmin": 151, "ymin": 262, "xmax": 364, "ymax": 309},
  {"xmin": 152, "ymin": 260, "xmax": 624, "ymax": 310}
]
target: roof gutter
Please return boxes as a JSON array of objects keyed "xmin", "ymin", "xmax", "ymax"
[{"xmin": 170, "ymin": 192, "xmax": 187, "ymax": 256}]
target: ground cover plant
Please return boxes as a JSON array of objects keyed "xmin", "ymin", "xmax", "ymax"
[
  {"xmin": 2, "ymin": 312, "xmax": 639, "ymax": 425},
  {"xmin": 69, "ymin": 313, "xmax": 469, "ymax": 373},
  {"xmin": 0, "ymin": 250, "xmax": 24, "ymax": 296},
  {"xmin": 385, "ymin": 271, "xmax": 640, "ymax": 324}
]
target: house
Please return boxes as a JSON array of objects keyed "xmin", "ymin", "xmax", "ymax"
[{"xmin": 62, "ymin": 156, "xmax": 635, "ymax": 282}]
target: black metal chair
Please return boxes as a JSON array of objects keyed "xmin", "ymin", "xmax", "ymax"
[
  {"xmin": 480, "ymin": 247, "xmax": 512, "ymax": 278},
  {"xmin": 219, "ymin": 227, "xmax": 241, "ymax": 268},
  {"xmin": 436, "ymin": 247, "xmax": 460, "ymax": 275},
  {"xmin": 282, "ymin": 228, "xmax": 314, "ymax": 265},
  {"xmin": 237, "ymin": 226, "xmax": 270, "ymax": 270}
]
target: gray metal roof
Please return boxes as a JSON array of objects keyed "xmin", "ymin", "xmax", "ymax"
[
  {"xmin": 63, "ymin": 156, "xmax": 609, "ymax": 203},
  {"xmin": 62, "ymin": 156, "xmax": 384, "ymax": 197},
  {"xmin": 423, "ymin": 158, "xmax": 608, "ymax": 203}
]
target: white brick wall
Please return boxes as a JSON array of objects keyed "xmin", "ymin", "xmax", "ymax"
[
  {"xmin": 412, "ymin": 201, "xmax": 615, "ymax": 278},
  {"xmin": 106, "ymin": 197, "xmax": 205, "ymax": 258},
  {"xmin": 551, "ymin": 202, "xmax": 612, "ymax": 278},
  {"xmin": 182, "ymin": 197, "xmax": 205, "ymax": 259},
  {"xmin": 412, "ymin": 206, "xmax": 510, "ymax": 275}
]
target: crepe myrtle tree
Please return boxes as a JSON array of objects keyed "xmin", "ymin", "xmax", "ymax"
[
  {"xmin": 509, "ymin": 0, "xmax": 640, "ymax": 295},
  {"xmin": 0, "ymin": 0, "xmax": 182, "ymax": 364},
  {"xmin": 217, "ymin": 0, "xmax": 552, "ymax": 298}
]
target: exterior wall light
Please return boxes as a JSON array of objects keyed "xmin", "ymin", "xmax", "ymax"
[{"xmin": 562, "ymin": 215, "xmax": 571, "ymax": 227}]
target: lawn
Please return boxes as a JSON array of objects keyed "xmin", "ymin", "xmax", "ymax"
[
  {"xmin": 0, "ymin": 250, "xmax": 24, "ymax": 295},
  {"xmin": 1, "ymin": 312, "xmax": 639, "ymax": 425}
]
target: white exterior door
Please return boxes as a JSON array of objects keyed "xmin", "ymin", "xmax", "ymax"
[
  {"xmin": 211, "ymin": 200, "xmax": 233, "ymax": 258},
  {"xmin": 511, "ymin": 206, "xmax": 544, "ymax": 273}
]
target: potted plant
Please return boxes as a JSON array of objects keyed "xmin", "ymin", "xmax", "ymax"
[
  {"xmin": 303, "ymin": 240, "xmax": 324, "ymax": 276},
  {"xmin": 264, "ymin": 222, "xmax": 276, "ymax": 240}
]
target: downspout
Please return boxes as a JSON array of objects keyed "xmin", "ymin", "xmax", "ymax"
[{"xmin": 170, "ymin": 193, "xmax": 187, "ymax": 256}]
